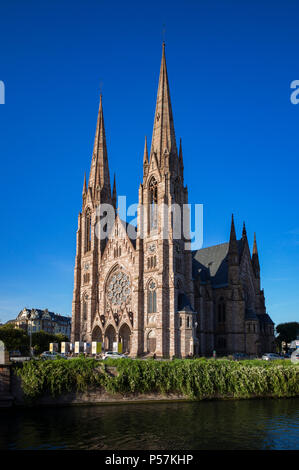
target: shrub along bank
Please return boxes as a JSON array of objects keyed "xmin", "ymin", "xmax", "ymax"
[{"xmin": 14, "ymin": 358, "xmax": 299, "ymax": 402}]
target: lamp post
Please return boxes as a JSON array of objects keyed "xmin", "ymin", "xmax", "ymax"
[{"xmin": 29, "ymin": 320, "xmax": 32, "ymax": 358}]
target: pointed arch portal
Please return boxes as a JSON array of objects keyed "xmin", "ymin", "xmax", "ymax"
[
  {"xmin": 119, "ymin": 323, "xmax": 131, "ymax": 354},
  {"xmin": 92, "ymin": 325, "xmax": 103, "ymax": 342},
  {"xmin": 104, "ymin": 325, "xmax": 116, "ymax": 351}
]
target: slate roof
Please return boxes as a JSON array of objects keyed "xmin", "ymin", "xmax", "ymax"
[
  {"xmin": 257, "ymin": 313, "xmax": 274, "ymax": 325},
  {"xmin": 192, "ymin": 240, "xmax": 243, "ymax": 287},
  {"xmin": 18, "ymin": 308, "xmax": 71, "ymax": 324},
  {"xmin": 178, "ymin": 293, "xmax": 194, "ymax": 312}
]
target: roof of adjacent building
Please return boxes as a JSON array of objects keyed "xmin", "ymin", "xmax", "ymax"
[
  {"xmin": 192, "ymin": 240, "xmax": 243, "ymax": 287},
  {"xmin": 17, "ymin": 308, "xmax": 71, "ymax": 324}
]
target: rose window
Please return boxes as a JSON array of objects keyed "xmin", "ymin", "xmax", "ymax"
[{"xmin": 106, "ymin": 270, "xmax": 131, "ymax": 307}]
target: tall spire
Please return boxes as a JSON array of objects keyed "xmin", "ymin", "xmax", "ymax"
[
  {"xmin": 88, "ymin": 94, "xmax": 111, "ymax": 198},
  {"xmin": 150, "ymin": 42, "xmax": 177, "ymax": 162}
]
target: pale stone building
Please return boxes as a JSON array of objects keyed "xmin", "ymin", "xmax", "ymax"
[
  {"xmin": 71, "ymin": 43, "xmax": 275, "ymax": 357},
  {"xmin": 16, "ymin": 308, "xmax": 71, "ymax": 338}
]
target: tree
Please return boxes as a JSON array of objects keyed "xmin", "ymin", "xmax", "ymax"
[
  {"xmin": 0, "ymin": 324, "xmax": 69, "ymax": 356},
  {"xmin": 275, "ymin": 322, "xmax": 299, "ymax": 348},
  {"xmin": 0, "ymin": 324, "xmax": 29, "ymax": 354},
  {"xmin": 31, "ymin": 331, "xmax": 69, "ymax": 355}
]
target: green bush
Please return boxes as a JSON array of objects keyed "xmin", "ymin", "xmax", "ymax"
[{"xmin": 15, "ymin": 358, "xmax": 299, "ymax": 402}]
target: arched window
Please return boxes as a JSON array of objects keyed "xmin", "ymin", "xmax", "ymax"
[
  {"xmin": 149, "ymin": 177, "xmax": 158, "ymax": 230},
  {"xmin": 147, "ymin": 280, "xmax": 157, "ymax": 314},
  {"xmin": 82, "ymin": 294, "xmax": 88, "ymax": 321},
  {"xmin": 85, "ymin": 209, "xmax": 91, "ymax": 252}
]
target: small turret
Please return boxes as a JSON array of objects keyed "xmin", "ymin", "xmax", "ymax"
[
  {"xmin": 228, "ymin": 214, "xmax": 239, "ymax": 285},
  {"xmin": 143, "ymin": 136, "xmax": 149, "ymax": 176}
]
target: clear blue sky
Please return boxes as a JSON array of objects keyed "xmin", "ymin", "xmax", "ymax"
[{"xmin": 0, "ymin": 0, "xmax": 298, "ymax": 326}]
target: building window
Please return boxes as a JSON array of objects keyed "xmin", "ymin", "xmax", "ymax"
[
  {"xmin": 83, "ymin": 295, "xmax": 88, "ymax": 321},
  {"xmin": 85, "ymin": 209, "xmax": 91, "ymax": 252},
  {"xmin": 148, "ymin": 280, "xmax": 157, "ymax": 314},
  {"xmin": 147, "ymin": 256, "xmax": 157, "ymax": 270},
  {"xmin": 149, "ymin": 177, "xmax": 158, "ymax": 230}
]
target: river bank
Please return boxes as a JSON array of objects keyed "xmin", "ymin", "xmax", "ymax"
[
  {"xmin": 1, "ymin": 398, "xmax": 299, "ymax": 450},
  {"xmin": 2, "ymin": 357, "xmax": 297, "ymax": 408}
]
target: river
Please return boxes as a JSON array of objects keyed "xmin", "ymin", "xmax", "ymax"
[{"xmin": 1, "ymin": 398, "xmax": 298, "ymax": 450}]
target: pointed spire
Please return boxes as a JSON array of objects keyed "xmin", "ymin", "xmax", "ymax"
[
  {"xmin": 112, "ymin": 173, "xmax": 117, "ymax": 211},
  {"xmin": 252, "ymin": 232, "xmax": 260, "ymax": 278},
  {"xmin": 82, "ymin": 172, "xmax": 87, "ymax": 195},
  {"xmin": 242, "ymin": 221, "xmax": 247, "ymax": 240},
  {"xmin": 179, "ymin": 136, "xmax": 184, "ymax": 162},
  {"xmin": 88, "ymin": 94, "xmax": 111, "ymax": 199},
  {"xmin": 143, "ymin": 136, "xmax": 148, "ymax": 165},
  {"xmin": 228, "ymin": 214, "xmax": 239, "ymax": 265},
  {"xmin": 150, "ymin": 42, "xmax": 177, "ymax": 163},
  {"xmin": 228, "ymin": 214, "xmax": 239, "ymax": 283},
  {"xmin": 229, "ymin": 214, "xmax": 237, "ymax": 243},
  {"xmin": 252, "ymin": 232, "xmax": 258, "ymax": 255}
]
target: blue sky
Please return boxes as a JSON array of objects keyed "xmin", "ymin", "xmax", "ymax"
[{"xmin": 0, "ymin": 0, "xmax": 298, "ymax": 326}]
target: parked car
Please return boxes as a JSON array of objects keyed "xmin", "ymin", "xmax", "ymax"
[
  {"xmin": 291, "ymin": 350, "xmax": 299, "ymax": 363},
  {"xmin": 102, "ymin": 351, "xmax": 127, "ymax": 360},
  {"xmin": 262, "ymin": 353, "xmax": 282, "ymax": 361},
  {"xmin": 232, "ymin": 353, "xmax": 250, "ymax": 361},
  {"xmin": 9, "ymin": 350, "xmax": 22, "ymax": 358},
  {"xmin": 40, "ymin": 351, "xmax": 67, "ymax": 360}
]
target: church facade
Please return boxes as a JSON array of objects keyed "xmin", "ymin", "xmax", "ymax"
[{"xmin": 71, "ymin": 44, "xmax": 275, "ymax": 358}]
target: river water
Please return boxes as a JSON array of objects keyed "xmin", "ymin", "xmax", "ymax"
[{"xmin": 1, "ymin": 398, "xmax": 298, "ymax": 450}]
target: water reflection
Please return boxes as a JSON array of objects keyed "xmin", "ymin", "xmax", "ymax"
[{"xmin": 0, "ymin": 398, "xmax": 298, "ymax": 450}]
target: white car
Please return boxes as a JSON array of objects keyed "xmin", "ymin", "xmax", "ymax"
[
  {"xmin": 262, "ymin": 353, "xmax": 282, "ymax": 361},
  {"xmin": 102, "ymin": 351, "xmax": 127, "ymax": 360},
  {"xmin": 40, "ymin": 351, "xmax": 67, "ymax": 360}
]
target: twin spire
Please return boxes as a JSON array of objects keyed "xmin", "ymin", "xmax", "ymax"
[{"xmin": 85, "ymin": 42, "xmax": 180, "ymax": 205}]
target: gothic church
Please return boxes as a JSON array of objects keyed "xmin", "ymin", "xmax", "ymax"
[{"xmin": 71, "ymin": 43, "xmax": 275, "ymax": 357}]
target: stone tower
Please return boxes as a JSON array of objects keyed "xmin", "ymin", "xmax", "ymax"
[
  {"xmin": 137, "ymin": 42, "xmax": 196, "ymax": 357},
  {"xmin": 71, "ymin": 95, "xmax": 113, "ymax": 342}
]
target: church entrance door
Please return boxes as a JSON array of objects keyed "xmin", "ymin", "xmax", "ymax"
[
  {"xmin": 105, "ymin": 325, "xmax": 116, "ymax": 351},
  {"xmin": 119, "ymin": 323, "xmax": 131, "ymax": 354},
  {"xmin": 147, "ymin": 330, "xmax": 156, "ymax": 353}
]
